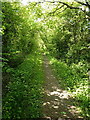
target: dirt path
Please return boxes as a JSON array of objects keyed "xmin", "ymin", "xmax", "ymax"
[{"xmin": 42, "ymin": 56, "xmax": 83, "ymax": 120}]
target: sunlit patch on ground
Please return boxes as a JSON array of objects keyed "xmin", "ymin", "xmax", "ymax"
[{"xmin": 42, "ymin": 56, "xmax": 83, "ymax": 119}]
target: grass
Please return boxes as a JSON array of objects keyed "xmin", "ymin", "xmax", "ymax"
[{"xmin": 3, "ymin": 52, "xmax": 44, "ymax": 119}]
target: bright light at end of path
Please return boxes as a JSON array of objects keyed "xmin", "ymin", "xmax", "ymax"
[
  {"xmin": 21, "ymin": 0, "xmax": 75, "ymax": 5},
  {"xmin": 21, "ymin": 0, "xmax": 80, "ymax": 6},
  {"xmin": 21, "ymin": 0, "xmax": 28, "ymax": 5},
  {"xmin": 21, "ymin": 0, "xmax": 41, "ymax": 6}
]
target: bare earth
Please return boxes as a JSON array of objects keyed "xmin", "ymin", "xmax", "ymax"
[{"xmin": 42, "ymin": 56, "xmax": 83, "ymax": 120}]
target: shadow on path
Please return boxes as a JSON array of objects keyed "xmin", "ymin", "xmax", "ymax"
[{"xmin": 42, "ymin": 56, "xmax": 83, "ymax": 119}]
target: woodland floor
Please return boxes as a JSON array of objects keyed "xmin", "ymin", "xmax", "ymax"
[{"xmin": 42, "ymin": 56, "xmax": 83, "ymax": 120}]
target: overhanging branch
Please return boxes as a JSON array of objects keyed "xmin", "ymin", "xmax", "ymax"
[
  {"xmin": 75, "ymin": 0, "xmax": 90, "ymax": 8},
  {"xmin": 49, "ymin": 5, "xmax": 64, "ymax": 15},
  {"xmin": 33, "ymin": 0, "xmax": 90, "ymax": 17}
]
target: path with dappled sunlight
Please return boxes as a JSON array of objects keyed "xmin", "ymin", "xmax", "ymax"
[{"xmin": 42, "ymin": 56, "xmax": 83, "ymax": 120}]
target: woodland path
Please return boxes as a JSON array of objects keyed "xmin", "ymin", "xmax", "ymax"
[{"xmin": 42, "ymin": 56, "xmax": 83, "ymax": 120}]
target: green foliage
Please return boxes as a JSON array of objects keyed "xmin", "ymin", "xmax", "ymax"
[
  {"xmin": 2, "ymin": 2, "xmax": 44, "ymax": 119},
  {"xmin": 49, "ymin": 57, "xmax": 89, "ymax": 118},
  {"xmin": 41, "ymin": 4, "xmax": 89, "ymax": 66},
  {"xmin": 2, "ymin": 1, "xmax": 90, "ymax": 119},
  {"xmin": 2, "ymin": 2, "xmax": 40, "ymax": 68},
  {"xmin": 40, "ymin": 4, "xmax": 89, "ymax": 118},
  {"xmin": 3, "ymin": 53, "xmax": 44, "ymax": 119}
]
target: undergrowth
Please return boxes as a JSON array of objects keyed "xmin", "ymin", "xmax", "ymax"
[
  {"xmin": 49, "ymin": 56, "xmax": 89, "ymax": 118},
  {"xmin": 3, "ymin": 53, "xmax": 44, "ymax": 119}
]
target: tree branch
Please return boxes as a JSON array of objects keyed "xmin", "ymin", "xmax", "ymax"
[
  {"xmin": 49, "ymin": 5, "xmax": 64, "ymax": 15},
  {"xmin": 75, "ymin": 0, "xmax": 90, "ymax": 9},
  {"xmin": 35, "ymin": 1, "xmax": 84, "ymax": 10},
  {"xmin": 32, "ymin": 0, "xmax": 90, "ymax": 17},
  {"xmin": 75, "ymin": 0, "xmax": 88, "ymax": 6},
  {"xmin": 55, "ymin": 7, "xmax": 68, "ymax": 16}
]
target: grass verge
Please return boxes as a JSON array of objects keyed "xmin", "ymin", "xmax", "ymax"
[{"xmin": 3, "ymin": 53, "xmax": 44, "ymax": 119}]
